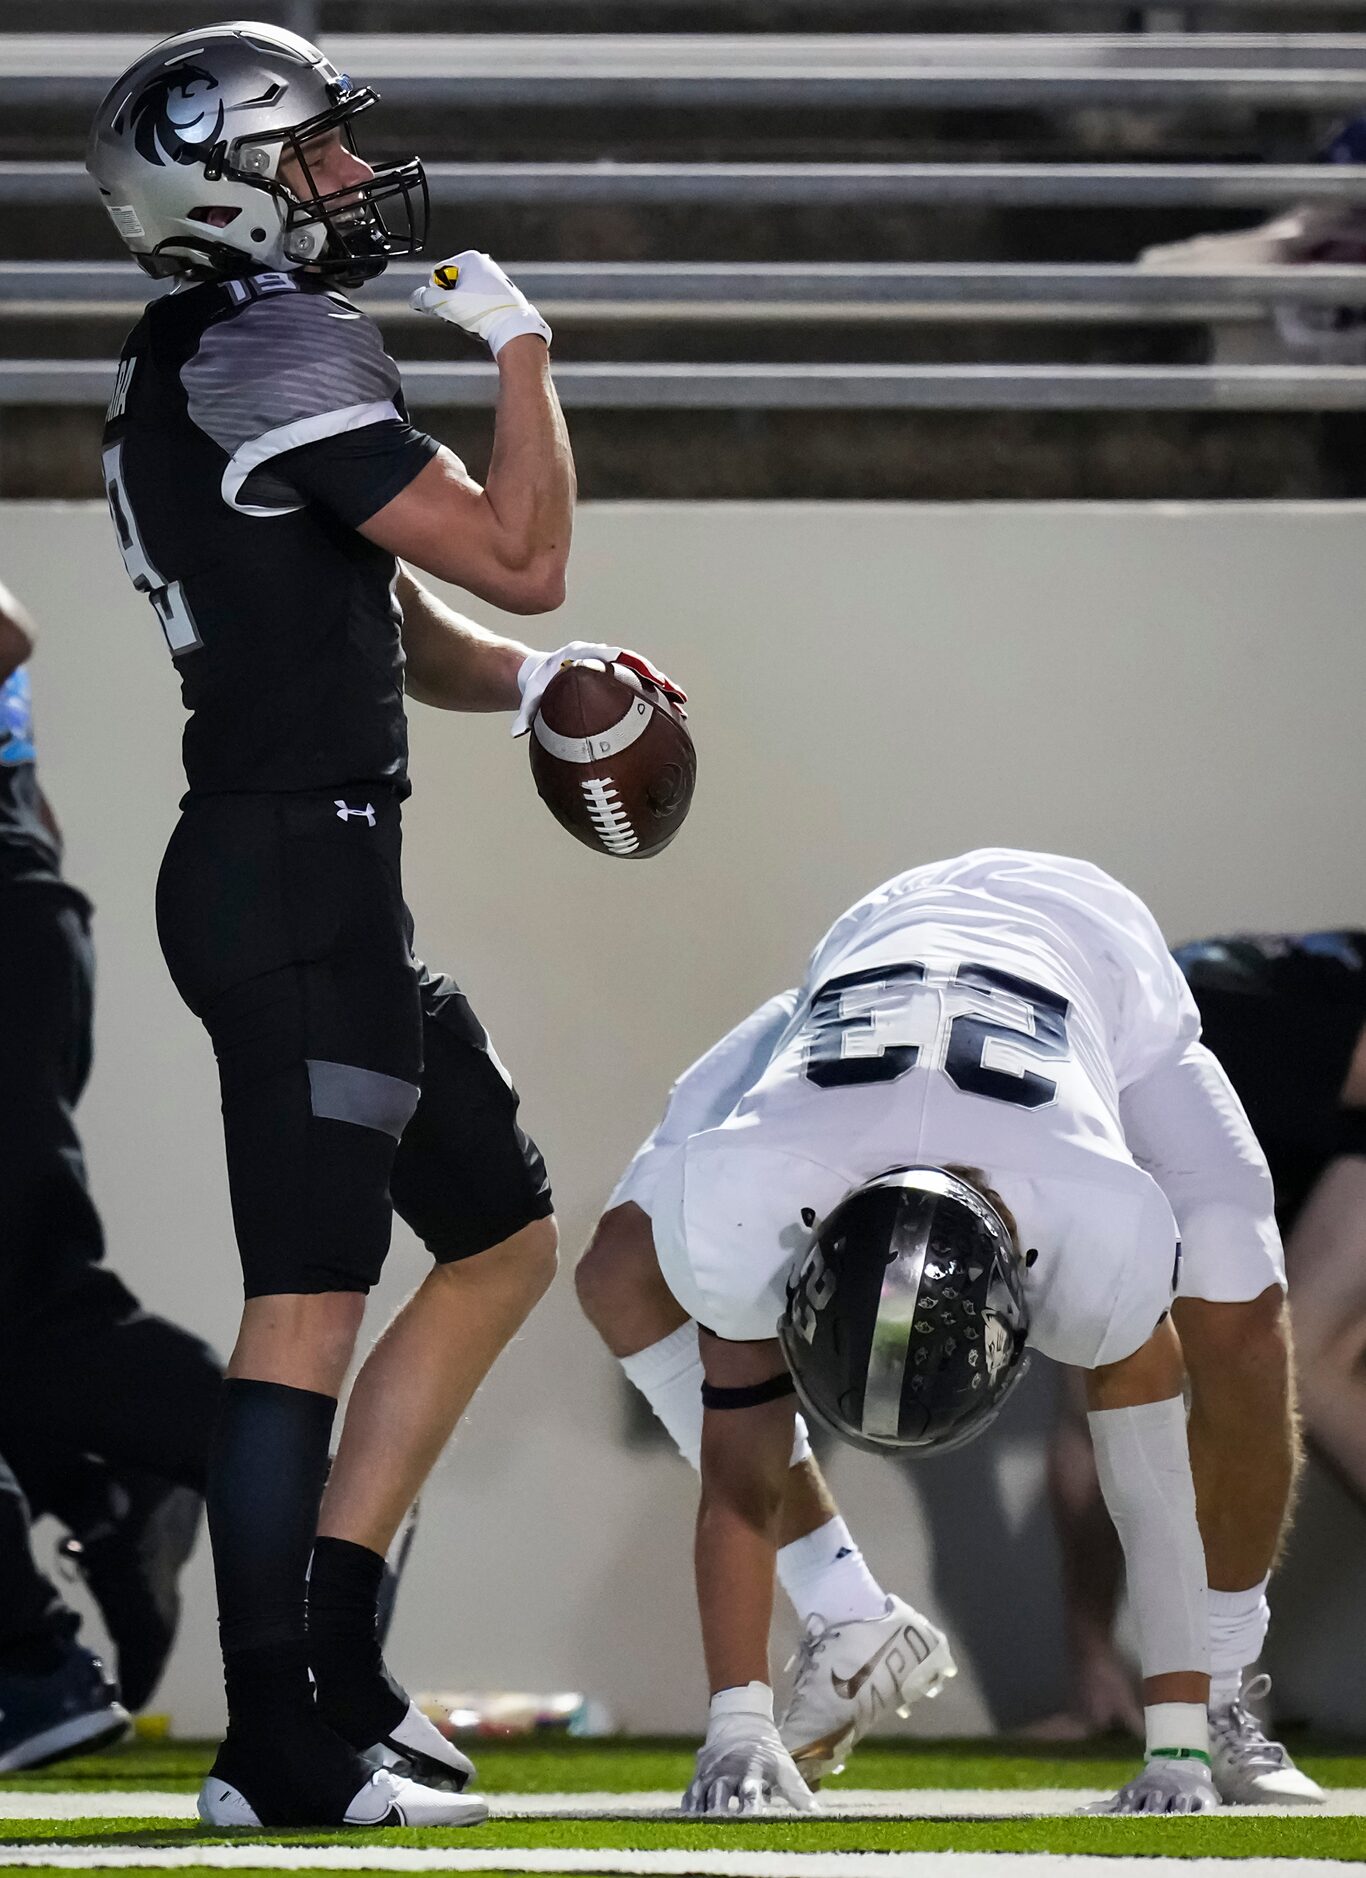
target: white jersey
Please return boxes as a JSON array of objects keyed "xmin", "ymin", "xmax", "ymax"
[{"xmin": 616, "ymin": 850, "xmax": 1283, "ymax": 1367}]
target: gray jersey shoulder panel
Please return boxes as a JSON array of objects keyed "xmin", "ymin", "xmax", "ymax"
[{"xmin": 182, "ymin": 287, "xmax": 403, "ymax": 463}]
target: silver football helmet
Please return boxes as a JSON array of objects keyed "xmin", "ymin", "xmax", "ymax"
[
  {"xmin": 86, "ymin": 20, "xmax": 428, "ymax": 285},
  {"xmin": 779, "ymin": 1166, "xmax": 1031, "ymax": 1458}
]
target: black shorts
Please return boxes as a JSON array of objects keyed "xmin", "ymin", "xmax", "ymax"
[{"xmin": 155, "ymin": 790, "xmax": 551, "ymax": 1297}]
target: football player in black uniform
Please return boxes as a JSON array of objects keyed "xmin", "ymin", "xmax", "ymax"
[
  {"xmin": 88, "ymin": 20, "xmax": 679, "ymax": 1831},
  {"xmin": 1041, "ymin": 932, "xmax": 1364, "ymax": 1787},
  {"xmin": 0, "ymin": 577, "xmax": 223, "ymax": 1764}
]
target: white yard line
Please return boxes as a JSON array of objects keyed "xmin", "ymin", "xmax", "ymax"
[
  {"xmin": 491, "ymin": 1787, "xmax": 1366, "ymax": 1820},
  {"xmin": 2, "ymin": 1787, "xmax": 1365, "ymax": 1820},
  {"xmin": 0, "ymin": 1848, "xmax": 1351, "ymax": 1876}
]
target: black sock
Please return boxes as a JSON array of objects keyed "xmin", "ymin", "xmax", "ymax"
[
  {"xmin": 207, "ymin": 1377, "xmax": 336, "ymax": 1728},
  {"xmin": 309, "ymin": 1535, "xmax": 407, "ymax": 1742}
]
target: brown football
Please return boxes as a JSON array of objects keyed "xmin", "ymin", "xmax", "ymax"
[{"xmin": 529, "ymin": 659, "xmax": 696, "ymax": 859}]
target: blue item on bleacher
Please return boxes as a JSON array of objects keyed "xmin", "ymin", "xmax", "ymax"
[{"xmin": 1320, "ymin": 113, "xmax": 1366, "ymax": 167}]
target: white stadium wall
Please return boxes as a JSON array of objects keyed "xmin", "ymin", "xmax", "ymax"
[{"xmin": 5, "ymin": 498, "xmax": 1366, "ymax": 1738}]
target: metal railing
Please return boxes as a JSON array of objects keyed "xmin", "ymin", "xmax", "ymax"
[
  {"xmin": 9, "ymin": 358, "xmax": 1366, "ymax": 407},
  {"xmin": 3, "ymin": 259, "xmax": 1364, "ymax": 319},
  {"xmin": 6, "ymin": 33, "xmax": 1366, "ymax": 106},
  {"xmin": 10, "ymin": 159, "xmax": 1366, "ymax": 208}
]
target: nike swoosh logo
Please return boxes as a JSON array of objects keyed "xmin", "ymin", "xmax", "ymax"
[
  {"xmin": 831, "ymin": 1626, "xmax": 923, "ymax": 1701},
  {"xmin": 358, "ymin": 1805, "xmax": 404, "ymax": 1826}
]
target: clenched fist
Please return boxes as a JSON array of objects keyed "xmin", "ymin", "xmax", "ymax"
[{"xmin": 409, "ymin": 251, "xmax": 551, "ymax": 357}]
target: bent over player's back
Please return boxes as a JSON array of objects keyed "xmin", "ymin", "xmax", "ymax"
[
  {"xmin": 654, "ymin": 850, "xmax": 1195, "ymax": 1368},
  {"xmin": 802, "ymin": 848, "xmax": 1198, "ymax": 1109}
]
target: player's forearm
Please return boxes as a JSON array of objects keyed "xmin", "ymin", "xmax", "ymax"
[
  {"xmin": 396, "ymin": 569, "xmax": 531, "ymax": 712},
  {"xmin": 696, "ymin": 1489, "xmax": 779, "ymax": 1695},
  {"xmin": 1295, "ymin": 1306, "xmax": 1366, "ymax": 1511},
  {"xmin": 1086, "ymin": 1323, "xmax": 1210, "ymax": 1715},
  {"xmin": 696, "ymin": 1411, "xmax": 791, "ymax": 1695},
  {"xmin": 1284, "ymin": 1159, "xmax": 1366, "ymax": 1507},
  {"xmin": 1047, "ymin": 1371, "xmax": 1127, "ymax": 1659},
  {"xmin": 481, "ymin": 340, "xmax": 575, "ymax": 606},
  {"xmin": 1301, "ymin": 1376, "xmax": 1366, "ymax": 1511}
]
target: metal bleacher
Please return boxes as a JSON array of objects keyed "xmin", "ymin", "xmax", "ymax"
[
  {"xmin": 6, "ymin": 33, "xmax": 1366, "ymax": 107},
  {"xmin": 5, "ymin": 4, "xmax": 1366, "ymax": 495}
]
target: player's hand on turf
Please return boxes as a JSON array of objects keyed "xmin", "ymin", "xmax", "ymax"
[
  {"xmin": 512, "ymin": 644, "xmax": 687, "ymax": 737},
  {"xmin": 1085, "ymin": 1758, "xmax": 1219, "ymax": 1815},
  {"xmin": 409, "ymin": 251, "xmax": 551, "ymax": 357},
  {"xmin": 682, "ymin": 1684, "xmax": 818, "ymax": 1817}
]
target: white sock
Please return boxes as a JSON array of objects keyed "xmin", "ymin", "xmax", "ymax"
[
  {"xmin": 777, "ymin": 1514, "xmax": 888, "ymax": 1627},
  {"xmin": 620, "ymin": 1325, "xmax": 704, "ymax": 1469},
  {"xmin": 1208, "ymin": 1576, "xmax": 1270, "ymax": 1712}
]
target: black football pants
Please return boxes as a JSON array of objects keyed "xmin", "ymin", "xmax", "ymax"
[
  {"xmin": 0, "ymin": 891, "xmax": 222, "ymax": 1658},
  {"xmin": 156, "ymin": 789, "xmax": 552, "ymax": 1298}
]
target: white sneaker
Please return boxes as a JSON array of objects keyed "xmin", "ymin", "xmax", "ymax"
[
  {"xmin": 778, "ymin": 1595, "xmax": 956, "ymax": 1785},
  {"xmin": 1210, "ymin": 1677, "xmax": 1325, "ymax": 1807},
  {"xmin": 360, "ymin": 1699, "xmax": 477, "ymax": 1794},
  {"xmin": 197, "ymin": 1765, "xmax": 489, "ymax": 1829}
]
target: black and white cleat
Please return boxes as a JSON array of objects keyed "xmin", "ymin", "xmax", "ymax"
[
  {"xmin": 198, "ymin": 1764, "xmax": 488, "ymax": 1829},
  {"xmin": 360, "ymin": 1699, "xmax": 477, "ymax": 1794}
]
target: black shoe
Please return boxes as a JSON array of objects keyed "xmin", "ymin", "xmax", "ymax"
[
  {"xmin": 199, "ymin": 1716, "xmax": 485, "ymax": 1828},
  {"xmin": 59, "ymin": 1476, "xmax": 202, "ymax": 1711},
  {"xmin": 0, "ymin": 1643, "xmax": 129, "ymax": 1772}
]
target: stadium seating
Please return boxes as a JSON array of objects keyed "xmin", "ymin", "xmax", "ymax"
[{"xmin": 4, "ymin": 4, "xmax": 1366, "ymax": 496}]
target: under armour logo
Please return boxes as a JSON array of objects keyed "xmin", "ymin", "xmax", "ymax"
[{"xmin": 335, "ymin": 800, "xmax": 376, "ymax": 826}]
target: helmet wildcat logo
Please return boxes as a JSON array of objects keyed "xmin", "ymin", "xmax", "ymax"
[{"xmin": 129, "ymin": 67, "xmax": 224, "ymax": 168}]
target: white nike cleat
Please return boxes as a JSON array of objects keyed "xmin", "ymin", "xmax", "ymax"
[
  {"xmin": 1210, "ymin": 1676, "xmax": 1325, "ymax": 1806},
  {"xmin": 197, "ymin": 1766, "xmax": 488, "ymax": 1829},
  {"xmin": 779, "ymin": 1595, "xmax": 957, "ymax": 1786},
  {"xmin": 359, "ymin": 1699, "xmax": 477, "ymax": 1794}
]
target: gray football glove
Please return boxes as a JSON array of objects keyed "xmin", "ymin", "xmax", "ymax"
[
  {"xmin": 683, "ymin": 1683, "xmax": 819, "ymax": 1817},
  {"xmin": 1085, "ymin": 1756, "xmax": 1219, "ymax": 1815}
]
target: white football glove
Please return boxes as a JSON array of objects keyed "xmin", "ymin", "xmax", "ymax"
[
  {"xmin": 682, "ymin": 1683, "xmax": 819, "ymax": 1817},
  {"xmin": 1085, "ymin": 1757, "xmax": 1219, "ymax": 1816},
  {"xmin": 512, "ymin": 644, "xmax": 687, "ymax": 738},
  {"xmin": 409, "ymin": 251, "xmax": 551, "ymax": 357}
]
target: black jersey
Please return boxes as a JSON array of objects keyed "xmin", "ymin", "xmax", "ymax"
[
  {"xmin": 100, "ymin": 270, "xmax": 438, "ymax": 796},
  {"xmin": 1176, "ymin": 931, "xmax": 1366, "ymax": 1228}
]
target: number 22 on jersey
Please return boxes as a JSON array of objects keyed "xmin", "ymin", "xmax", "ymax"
[{"xmin": 802, "ymin": 961, "xmax": 1070, "ymax": 1109}]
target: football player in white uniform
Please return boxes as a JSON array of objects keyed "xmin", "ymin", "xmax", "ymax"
[{"xmin": 576, "ymin": 850, "xmax": 1318, "ymax": 1814}]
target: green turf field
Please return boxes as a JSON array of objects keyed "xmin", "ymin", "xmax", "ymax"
[{"xmin": 0, "ymin": 1735, "xmax": 1359, "ymax": 1873}]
